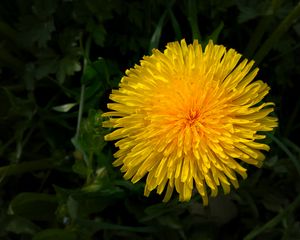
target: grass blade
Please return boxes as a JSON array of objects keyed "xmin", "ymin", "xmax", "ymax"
[{"xmin": 267, "ymin": 133, "xmax": 300, "ymax": 176}]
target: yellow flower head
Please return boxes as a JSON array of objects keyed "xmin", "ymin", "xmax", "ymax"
[{"xmin": 102, "ymin": 39, "xmax": 278, "ymax": 205}]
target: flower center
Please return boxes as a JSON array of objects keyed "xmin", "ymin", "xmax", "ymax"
[{"xmin": 186, "ymin": 108, "xmax": 200, "ymax": 125}]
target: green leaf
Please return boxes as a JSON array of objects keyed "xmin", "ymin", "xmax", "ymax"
[
  {"xmin": 149, "ymin": 11, "xmax": 167, "ymax": 52},
  {"xmin": 33, "ymin": 229, "xmax": 76, "ymax": 240},
  {"xmin": 142, "ymin": 201, "xmax": 187, "ymax": 222},
  {"xmin": 57, "ymin": 56, "xmax": 81, "ymax": 84},
  {"xmin": 86, "ymin": 19, "xmax": 107, "ymax": 47},
  {"xmin": 236, "ymin": 0, "xmax": 270, "ymax": 23},
  {"xmin": 34, "ymin": 50, "xmax": 59, "ymax": 80},
  {"xmin": 92, "ymin": 25, "xmax": 106, "ymax": 46},
  {"xmin": 83, "ymin": 58, "xmax": 110, "ymax": 87},
  {"xmin": 267, "ymin": 133, "xmax": 300, "ymax": 176},
  {"xmin": 168, "ymin": 9, "xmax": 182, "ymax": 40},
  {"xmin": 74, "ymin": 218, "xmax": 157, "ymax": 233},
  {"xmin": 72, "ymin": 151, "xmax": 88, "ymax": 177},
  {"xmin": 72, "ymin": 109, "xmax": 108, "ymax": 174},
  {"xmin": 17, "ymin": 15, "xmax": 56, "ymax": 48},
  {"xmin": 158, "ymin": 215, "xmax": 182, "ymax": 229},
  {"xmin": 244, "ymin": 194, "xmax": 300, "ymax": 240},
  {"xmin": 67, "ymin": 196, "xmax": 79, "ymax": 220},
  {"xmin": 54, "ymin": 184, "xmax": 125, "ymax": 218},
  {"xmin": 81, "ymin": 64, "xmax": 98, "ymax": 85},
  {"xmin": 261, "ymin": 193, "xmax": 285, "ymax": 213},
  {"xmin": 52, "ymin": 103, "xmax": 78, "ymax": 112},
  {"xmin": 187, "ymin": 0, "xmax": 201, "ymax": 40},
  {"xmin": 209, "ymin": 195, "xmax": 238, "ymax": 225},
  {"xmin": 206, "ymin": 22, "xmax": 224, "ymax": 43},
  {"xmin": 4, "ymin": 215, "xmax": 41, "ymax": 235},
  {"xmin": 32, "ymin": 0, "xmax": 58, "ymax": 17},
  {"xmin": 9, "ymin": 193, "xmax": 57, "ymax": 221},
  {"xmin": 80, "ymin": 59, "xmax": 108, "ymax": 102}
]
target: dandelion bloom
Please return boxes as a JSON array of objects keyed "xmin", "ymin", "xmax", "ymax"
[{"xmin": 102, "ymin": 39, "xmax": 278, "ymax": 205}]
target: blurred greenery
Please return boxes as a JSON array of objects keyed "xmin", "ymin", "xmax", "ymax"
[{"xmin": 0, "ymin": 0, "xmax": 300, "ymax": 239}]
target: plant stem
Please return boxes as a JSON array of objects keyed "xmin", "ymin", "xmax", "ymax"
[
  {"xmin": 75, "ymin": 84, "xmax": 85, "ymax": 140},
  {"xmin": 75, "ymin": 36, "xmax": 91, "ymax": 141},
  {"xmin": 254, "ymin": 1, "xmax": 300, "ymax": 65}
]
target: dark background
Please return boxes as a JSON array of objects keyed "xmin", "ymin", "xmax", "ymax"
[{"xmin": 0, "ymin": 0, "xmax": 300, "ymax": 239}]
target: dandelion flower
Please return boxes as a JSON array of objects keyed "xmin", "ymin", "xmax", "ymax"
[{"xmin": 102, "ymin": 39, "xmax": 278, "ymax": 205}]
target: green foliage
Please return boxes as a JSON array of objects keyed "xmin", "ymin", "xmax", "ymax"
[
  {"xmin": 9, "ymin": 193, "xmax": 57, "ymax": 221},
  {"xmin": 0, "ymin": 0, "xmax": 300, "ymax": 239},
  {"xmin": 32, "ymin": 229, "xmax": 77, "ymax": 240}
]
